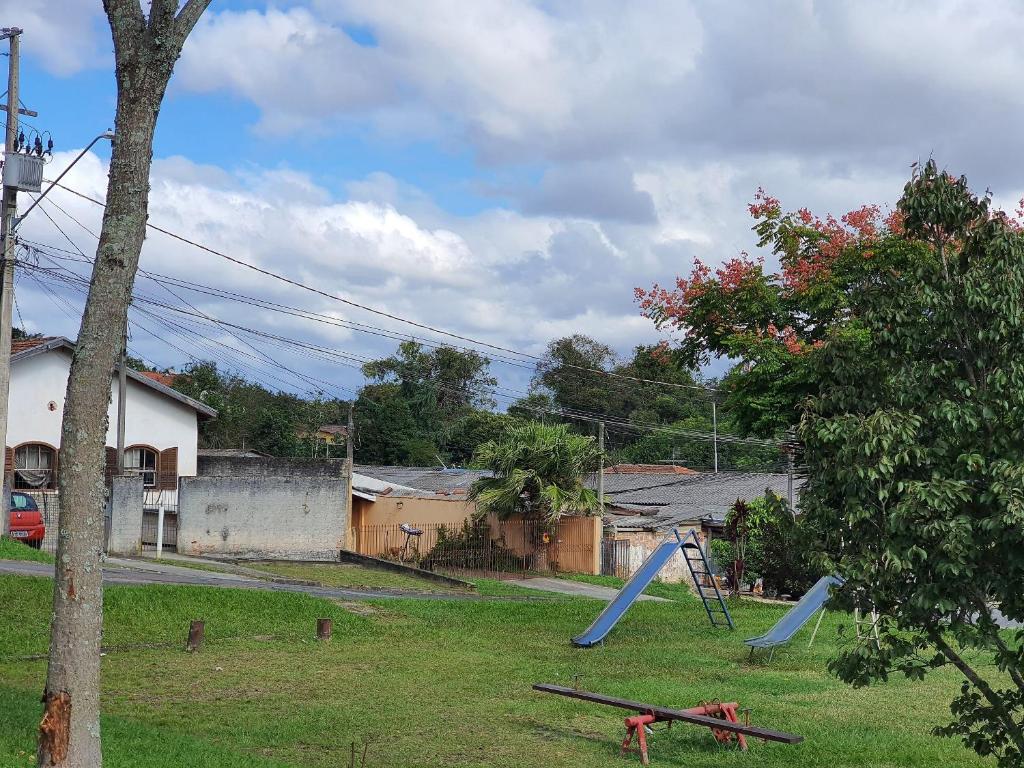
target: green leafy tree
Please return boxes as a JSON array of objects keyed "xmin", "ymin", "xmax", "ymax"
[
  {"xmin": 637, "ymin": 192, "xmax": 907, "ymax": 436},
  {"xmin": 532, "ymin": 334, "xmax": 625, "ymax": 418},
  {"xmin": 444, "ymin": 410, "xmax": 522, "ymax": 466},
  {"xmin": 362, "ymin": 341, "xmax": 497, "ymax": 425},
  {"xmin": 507, "ymin": 392, "xmax": 558, "ymax": 423},
  {"xmin": 354, "ymin": 383, "xmax": 438, "ymax": 466},
  {"xmin": 469, "ymin": 422, "xmax": 602, "ymax": 526},
  {"xmin": 173, "ymin": 361, "xmax": 348, "ymax": 457},
  {"xmin": 800, "ymin": 161, "xmax": 1024, "ymax": 764}
]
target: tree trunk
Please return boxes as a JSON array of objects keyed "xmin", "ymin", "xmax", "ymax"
[{"xmin": 38, "ymin": 3, "xmax": 210, "ymax": 765}]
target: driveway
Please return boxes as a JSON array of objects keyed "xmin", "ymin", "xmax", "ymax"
[{"xmin": 0, "ymin": 559, "xmax": 492, "ymax": 601}]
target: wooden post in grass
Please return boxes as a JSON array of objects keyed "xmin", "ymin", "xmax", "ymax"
[
  {"xmin": 316, "ymin": 618, "xmax": 333, "ymax": 641},
  {"xmin": 186, "ymin": 621, "xmax": 204, "ymax": 652}
]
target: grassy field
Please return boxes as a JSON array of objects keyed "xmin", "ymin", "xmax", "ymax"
[
  {"xmin": 0, "ymin": 572, "xmax": 992, "ymax": 768},
  {"xmin": 0, "ymin": 537, "xmax": 53, "ymax": 563}
]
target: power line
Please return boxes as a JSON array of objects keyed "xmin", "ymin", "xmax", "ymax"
[
  {"xmin": 26, "ymin": 199, "xmax": 356, "ymax": 401},
  {"xmin": 21, "ymin": 261, "xmax": 779, "ymax": 448},
  {"xmin": 45, "ymin": 179, "xmax": 720, "ymax": 395}
]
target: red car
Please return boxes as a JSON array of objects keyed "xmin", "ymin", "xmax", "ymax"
[{"xmin": 8, "ymin": 491, "xmax": 44, "ymax": 548}]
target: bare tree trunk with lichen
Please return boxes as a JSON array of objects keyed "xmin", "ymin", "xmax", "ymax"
[{"xmin": 37, "ymin": 2, "xmax": 210, "ymax": 765}]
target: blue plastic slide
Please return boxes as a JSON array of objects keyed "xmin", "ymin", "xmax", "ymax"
[
  {"xmin": 744, "ymin": 575, "xmax": 843, "ymax": 651},
  {"xmin": 571, "ymin": 534, "xmax": 682, "ymax": 647}
]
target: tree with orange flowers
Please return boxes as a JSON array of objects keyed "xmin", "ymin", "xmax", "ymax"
[{"xmin": 637, "ymin": 189, "xmax": 907, "ymax": 436}]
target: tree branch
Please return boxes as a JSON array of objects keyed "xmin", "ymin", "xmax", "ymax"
[
  {"xmin": 931, "ymin": 631, "xmax": 1024, "ymax": 754},
  {"xmin": 176, "ymin": 0, "xmax": 214, "ymax": 39},
  {"xmin": 101, "ymin": 0, "xmax": 145, "ymax": 49},
  {"xmin": 973, "ymin": 593, "xmax": 1024, "ymax": 692}
]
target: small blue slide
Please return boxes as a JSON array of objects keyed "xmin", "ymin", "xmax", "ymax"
[
  {"xmin": 572, "ymin": 533, "xmax": 687, "ymax": 647},
  {"xmin": 744, "ymin": 575, "xmax": 843, "ymax": 652}
]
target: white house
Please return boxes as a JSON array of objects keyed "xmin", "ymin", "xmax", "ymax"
[{"xmin": 5, "ymin": 336, "xmax": 215, "ymax": 498}]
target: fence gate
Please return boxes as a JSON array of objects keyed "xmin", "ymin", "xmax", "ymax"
[
  {"xmin": 601, "ymin": 538, "xmax": 631, "ymax": 578},
  {"xmin": 141, "ymin": 490, "xmax": 178, "ymax": 551}
]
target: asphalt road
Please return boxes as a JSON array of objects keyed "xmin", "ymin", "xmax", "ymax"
[{"xmin": 0, "ymin": 559, "xmax": 490, "ymax": 601}]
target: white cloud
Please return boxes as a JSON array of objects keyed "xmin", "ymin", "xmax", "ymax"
[{"xmin": 0, "ymin": 0, "xmax": 106, "ymax": 76}]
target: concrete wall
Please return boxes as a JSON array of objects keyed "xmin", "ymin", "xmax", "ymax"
[
  {"xmin": 107, "ymin": 475, "xmax": 144, "ymax": 555},
  {"xmin": 178, "ymin": 457, "xmax": 348, "ymax": 559},
  {"xmin": 9, "ymin": 348, "xmax": 201, "ymax": 476}
]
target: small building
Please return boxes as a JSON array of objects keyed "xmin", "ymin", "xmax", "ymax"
[
  {"xmin": 349, "ymin": 465, "xmax": 601, "ymax": 575},
  {"xmin": 350, "ymin": 465, "xmax": 488, "ymax": 530},
  {"xmin": 6, "ymin": 336, "xmax": 216, "ymax": 550},
  {"xmin": 594, "ymin": 470, "xmax": 798, "ymax": 581},
  {"xmin": 6, "ymin": 336, "xmax": 215, "ymax": 493}
]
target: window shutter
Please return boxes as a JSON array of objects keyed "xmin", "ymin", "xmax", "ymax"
[
  {"xmin": 4, "ymin": 446, "xmax": 12, "ymax": 487},
  {"xmin": 104, "ymin": 447, "xmax": 119, "ymax": 487},
  {"xmin": 158, "ymin": 447, "xmax": 178, "ymax": 490}
]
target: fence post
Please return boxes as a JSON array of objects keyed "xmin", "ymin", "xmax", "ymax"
[{"xmin": 156, "ymin": 500, "xmax": 165, "ymax": 559}]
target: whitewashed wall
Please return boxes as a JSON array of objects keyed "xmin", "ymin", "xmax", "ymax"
[{"xmin": 8, "ymin": 349, "xmax": 201, "ymax": 476}]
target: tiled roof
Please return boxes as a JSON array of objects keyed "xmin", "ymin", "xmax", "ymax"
[
  {"xmin": 318, "ymin": 424, "xmax": 348, "ymax": 436},
  {"xmin": 11, "ymin": 336, "xmax": 55, "ymax": 354},
  {"xmin": 604, "ymin": 463, "xmax": 696, "ymax": 474},
  {"xmin": 139, "ymin": 370, "xmax": 178, "ymax": 387},
  {"xmin": 10, "ymin": 336, "xmax": 217, "ymax": 418}
]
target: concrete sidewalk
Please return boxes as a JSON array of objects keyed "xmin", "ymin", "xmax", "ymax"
[
  {"xmin": 0, "ymin": 559, "xmax": 484, "ymax": 601},
  {"xmin": 505, "ymin": 576, "xmax": 668, "ymax": 602}
]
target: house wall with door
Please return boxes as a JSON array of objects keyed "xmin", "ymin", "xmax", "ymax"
[{"xmin": 605, "ymin": 524, "xmax": 705, "ymax": 584}]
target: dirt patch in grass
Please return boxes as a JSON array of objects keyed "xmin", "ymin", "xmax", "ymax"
[{"xmin": 249, "ymin": 562, "xmax": 465, "ymax": 594}]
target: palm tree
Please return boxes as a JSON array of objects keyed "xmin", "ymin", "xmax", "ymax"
[{"xmin": 469, "ymin": 422, "xmax": 603, "ymax": 526}]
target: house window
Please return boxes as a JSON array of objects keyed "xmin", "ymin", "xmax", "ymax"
[
  {"xmin": 14, "ymin": 443, "xmax": 56, "ymax": 490},
  {"xmin": 124, "ymin": 447, "xmax": 158, "ymax": 488}
]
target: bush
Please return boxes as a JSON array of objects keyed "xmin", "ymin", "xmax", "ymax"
[
  {"xmin": 420, "ymin": 520, "xmax": 524, "ymax": 572},
  {"xmin": 721, "ymin": 493, "xmax": 824, "ymax": 598},
  {"xmin": 754, "ymin": 494, "xmax": 825, "ymax": 597}
]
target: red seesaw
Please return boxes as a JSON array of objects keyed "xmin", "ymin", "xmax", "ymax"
[{"xmin": 533, "ymin": 684, "xmax": 802, "ymax": 765}]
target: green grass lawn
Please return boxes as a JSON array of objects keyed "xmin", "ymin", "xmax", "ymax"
[
  {"xmin": 0, "ymin": 537, "xmax": 53, "ymax": 563},
  {"xmin": 0, "ymin": 573, "xmax": 993, "ymax": 768}
]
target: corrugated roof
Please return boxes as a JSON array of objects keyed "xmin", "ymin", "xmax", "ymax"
[
  {"xmin": 353, "ymin": 465, "xmax": 491, "ymax": 498},
  {"xmin": 598, "ymin": 471, "xmax": 799, "ymax": 529}
]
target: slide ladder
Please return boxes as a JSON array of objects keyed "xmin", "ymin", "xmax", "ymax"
[{"xmin": 679, "ymin": 530, "xmax": 734, "ymax": 629}]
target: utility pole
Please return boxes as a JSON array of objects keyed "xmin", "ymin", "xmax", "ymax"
[
  {"xmin": 711, "ymin": 400, "xmax": 719, "ymax": 474},
  {"xmin": 786, "ymin": 428, "xmax": 795, "ymax": 509},
  {"xmin": 0, "ymin": 28, "xmax": 21, "ymax": 537},
  {"xmin": 597, "ymin": 421, "xmax": 605, "ymax": 512},
  {"xmin": 346, "ymin": 401, "xmax": 354, "ymax": 511}
]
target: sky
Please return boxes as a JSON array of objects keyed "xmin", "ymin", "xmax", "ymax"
[{"xmin": 6, "ymin": 0, "xmax": 1024, "ymax": 408}]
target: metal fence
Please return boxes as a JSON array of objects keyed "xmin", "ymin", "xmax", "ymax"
[
  {"xmin": 11, "ymin": 489, "xmax": 61, "ymax": 555},
  {"xmin": 4, "ymin": 487, "xmax": 179, "ymax": 557},
  {"xmin": 601, "ymin": 538, "xmax": 632, "ymax": 578},
  {"xmin": 354, "ymin": 516, "xmax": 599, "ymax": 578},
  {"xmin": 141, "ymin": 489, "xmax": 178, "ymax": 552}
]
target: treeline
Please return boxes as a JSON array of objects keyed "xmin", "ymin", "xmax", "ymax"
[{"xmin": 153, "ymin": 333, "xmax": 781, "ymax": 470}]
